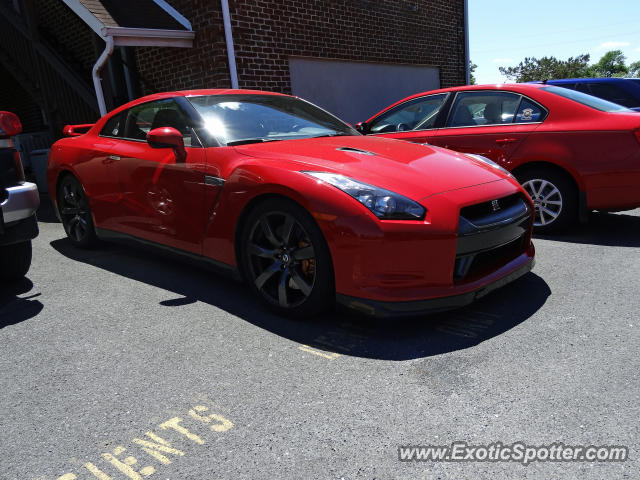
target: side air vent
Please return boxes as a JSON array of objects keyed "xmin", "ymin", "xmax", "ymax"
[{"xmin": 336, "ymin": 147, "xmax": 376, "ymax": 155}]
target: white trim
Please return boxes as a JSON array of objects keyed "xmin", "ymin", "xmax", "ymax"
[
  {"xmin": 221, "ymin": 0, "xmax": 239, "ymax": 89},
  {"xmin": 92, "ymin": 36, "xmax": 114, "ymax": 116},
  {"xmin": 61, "ymin": 0, "xmax": 106, "ymax": 38},
  {"xmin": 153, "ymin": 0, "xmax": 192, "ymax": 30}
]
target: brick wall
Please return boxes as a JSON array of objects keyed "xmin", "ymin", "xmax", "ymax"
[{"xmin": 135, "ymin": 0, "xmax": 466, "ymax": 95}]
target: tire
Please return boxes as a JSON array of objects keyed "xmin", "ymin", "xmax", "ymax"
[
  {"xmin": 516, "ymin": 167, "xmax": 578, "ymax": 234},
  {"xmin": 239, "ymin": 198, "xmax": 334, "ymax": 317},
  {"xmin": 0, "ymin": 241, "xmax": 32, "ymax": 281},
  {"xmin": 57, "ymin": 174, "xmax": 97, "ymax": 248}
]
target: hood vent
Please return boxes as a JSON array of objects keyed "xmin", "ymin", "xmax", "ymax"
[{"xmin": 336, "ymin": 147, "xmax": 376, "ymax": 156}]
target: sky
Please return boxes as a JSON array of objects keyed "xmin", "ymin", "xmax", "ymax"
[{"xmin": 469, "ymin": 0, "xmax": 640, "ymax": 84}]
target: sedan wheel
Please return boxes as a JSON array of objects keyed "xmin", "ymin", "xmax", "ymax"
[
  {"xmin": 241, "ymin": 199, "xmax": 333, "ymax": 317},
  {"xmin": 517, "ymin": 167, "xmax": 577, "ymax": 233},
  {"xmin": 57, "ymin": 175, "xmax": 97, "ymax": 247},
  {"xmin": 521, "ymin": 178, "xmax": 563, "ymax": 227}
]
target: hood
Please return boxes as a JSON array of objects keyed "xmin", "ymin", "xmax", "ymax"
[{"xmin": 233, "ymin": 136, "xmax": 509, "ymax": 200}]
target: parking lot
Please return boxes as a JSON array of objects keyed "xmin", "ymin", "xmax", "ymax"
[{"xmin": 1, "ymin": 199, "xmax": 639, "ymax": 480}]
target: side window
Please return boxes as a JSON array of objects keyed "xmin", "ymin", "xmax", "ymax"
[
  {"xmin": 369, "ymin": 94, "xmax": 448, "ymax": 133},
  {"xmin": 122, "ymin": 99, "xmax": 195, "ymax": 146},
  {"xmin": 446, "ymin": 91, "xmax": 520, "ymax": 127},
  {"xmin": 100, "ymin": 113, "xmax": 123, "ymax": 137},
  {"xmin": 515, "ymin": 98, "xmax": 546, "ymax": 123},
  {"xmin": 586, "ymin": 83, "xmax": 638, "ymax": 108}
]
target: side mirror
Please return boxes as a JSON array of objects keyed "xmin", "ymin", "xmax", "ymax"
[
  {"xmin": 147, "ymin": 127, "xmax": 186, "ymax": 163},
  {"xmin": 0, "ymin": 111, "xmax": 22, "ymax": 138},
  {"xmin": 355, "ymin": 122, "xmax": 369, "ymax": 134}
]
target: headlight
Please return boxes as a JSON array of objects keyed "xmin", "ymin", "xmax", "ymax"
[
  {"xmin": 465, "ymin": 154, "xmax": 514, "ymax": 178},
  {"xmin": 303, "ymin": 171, "xmax": 426, "ymax": 220}
]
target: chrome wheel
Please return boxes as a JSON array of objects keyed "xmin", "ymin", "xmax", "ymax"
[
  {"xmin": 522, "ymin": 178, "xmax": 563, "ymax": 227},
  {"xmin": 246, "ymin": 211, "xmax": 317, "ymax": 309}
]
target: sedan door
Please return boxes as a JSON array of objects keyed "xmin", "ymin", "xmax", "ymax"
[
  {"xmin": 366, "ymin": 93, "xmax": 449, "ymax": 144},
  {"xmin": 429, "ymin": 91, "xmax": 545, "ymax": 167},
  {"xmin": 107, "ymin": 98, "xmax": 208, "ymax": 254}
]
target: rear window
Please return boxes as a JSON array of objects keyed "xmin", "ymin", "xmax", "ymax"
[{"xmin": 541, "ymin": 86, "xmax": 632, "ymax": 112}]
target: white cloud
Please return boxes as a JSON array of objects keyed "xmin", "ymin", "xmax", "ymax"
[
  {"xmin": 636, "ymin": 47, "xmax": 640, "ymax": 52},
  {"xmin": 492, "ymin": 58, "xmax": 513, "ymax": 64},
  {"xmin": 596, "ymin": 41, "xmax": 630, "ymax": 50}
]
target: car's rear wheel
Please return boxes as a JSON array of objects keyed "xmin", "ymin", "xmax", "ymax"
[
  {"xmin": 517, "ymin": 167, "xmax": 577, "ymax": 233},
  {"xmin": 57, "ymin": 175, "xmax": 97, "ymax": 248},
  {"xmin": 239, "ymin": 198, "xmax": 334, "ymax": 317},
  {"xmin": 0, "ymin": 241, "xmax": 32, "ymax": 281}
]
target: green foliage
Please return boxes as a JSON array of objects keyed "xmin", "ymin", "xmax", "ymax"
[
  {"xmin": 498, "ymin": 51, "xmax": 639, "ymax": 82},
  {"xmin": 499, "ymin": 55, "xmax": 591, "ymax": 82},
  {"xmin": 469, "ymin": 61, "xmax": 477, "ymax": 85}
]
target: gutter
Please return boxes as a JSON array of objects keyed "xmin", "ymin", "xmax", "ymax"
[
  {"xmin": 221, "ymin": 0, "xmax": 239, "ymax": 88},
  {"xmin": 464, "ymin": 0, "xmax": 470, "ymax": 85},
  {"xmin": 92, "ymin": 36, "xmax": 114, "ymax": 117}
]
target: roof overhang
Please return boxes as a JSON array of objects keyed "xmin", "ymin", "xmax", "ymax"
[{"xmin": 62, "ymin": 0, "xmax": 194, "ymax": 48}]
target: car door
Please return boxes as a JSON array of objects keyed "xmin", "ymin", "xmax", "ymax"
[
  {"xmin": 429, "ymin": 91, "xmax": 544, "ymax": 167},
  {"xmin": 366, "ymin": 93, "xmax": 449, "ymax": 144},
  {"xmin": 107, "ymin": 98, "xmax": 208, "ymax": 254}
]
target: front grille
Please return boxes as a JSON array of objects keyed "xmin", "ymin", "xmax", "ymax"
[{"xmin": 454, "ymin": 193, "xmax": 532, "ymax": 282}]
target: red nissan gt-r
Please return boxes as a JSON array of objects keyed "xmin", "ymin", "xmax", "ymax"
[
  {"xmin": 48, "ymin": 90, "xmax": 535, "ymax": 317},
  {"xmin": 357, "ymin": 84, "xmax": 640, "ymax": 232}
]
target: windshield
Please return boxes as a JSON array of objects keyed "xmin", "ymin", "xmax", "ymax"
[
  {"xmin": 187, "ymin": 94, "xmax": 358, "ymax": 146},
  {"xmin": 541, "ymin": 86, "xmax": 632, "ymax": 112}
]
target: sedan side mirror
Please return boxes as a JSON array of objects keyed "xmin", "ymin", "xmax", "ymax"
[
  {"xmin": 355, "ymin": 122, "xmax": 369, "ymax": 134},
  {"xmin": 147, "ymin": 127, "xmax": 186, "ymax": 163}
]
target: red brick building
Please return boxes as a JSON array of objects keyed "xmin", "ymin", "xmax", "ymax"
[{"xmin": 0, "ymin": 0, "xmax": 468, "ymax": 134}]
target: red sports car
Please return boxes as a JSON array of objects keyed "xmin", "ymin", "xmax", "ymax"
[
  {"xmin": 357, "ymin": 84, "xmax": 640, "ymax": 232},
  {"xmin": 48, "ymin": 89, "xmax": 535, "ymax": 317}
]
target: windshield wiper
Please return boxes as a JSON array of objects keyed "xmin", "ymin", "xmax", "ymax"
[{"xmin": 226, "ymin": 138, "xmax": 280, "ymax": 146}]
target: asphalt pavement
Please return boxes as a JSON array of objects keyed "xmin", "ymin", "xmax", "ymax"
[{"xmin": 1, "ymin": 199, "xmax": 638, "ymax": 480}]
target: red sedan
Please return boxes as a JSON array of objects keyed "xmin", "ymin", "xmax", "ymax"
[
  {"xmin": 357, "ymin": 84, "xmax": 640, "ymax": 232},
  {"xmin": 48, "ymin": 90, "xmax": 535, "ymax": 317}
]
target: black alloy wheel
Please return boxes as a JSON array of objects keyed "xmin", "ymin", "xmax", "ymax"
[
  {"xmin": 57, "ymin": 175, "xmax": 97, "ymax": 247},
  {"xmin": 240, "ymin": 199, "xmax": 333, "ymax": 317}
]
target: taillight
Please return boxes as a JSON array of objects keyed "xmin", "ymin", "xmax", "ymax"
[
  {"xmin": 0, "ymin": 111, "xmax": 22, "ymax": 138},
  {"xmin": 635, "ymin": 128, "xmax": 640, "ymax": 145}
]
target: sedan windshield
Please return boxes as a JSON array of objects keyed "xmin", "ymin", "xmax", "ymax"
[
  {"xmin": 541, "ymin": 86, "xmax": 632, "ymax": 112},
  {"xmin": 188, "ymin": 94, "xmax": 358, "ymax": 146}
]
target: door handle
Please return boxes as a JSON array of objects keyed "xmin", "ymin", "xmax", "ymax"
[
  {"xmin": 108, "ymin": 155, "xmax": 121, "ymax": 161},
  {"xmin": 495, "ymin": 138, "xmax": 517, "ymax": 145}
]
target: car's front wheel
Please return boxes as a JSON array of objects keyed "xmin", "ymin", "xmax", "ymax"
[
  {"xmin": 239, "ymin": 198, "xmax": 334, "ymax": 317},
  {"xmin": 517, "ymin": 167, "xmax": 577, "ymax": 233},
  {"xmin": 57, "ymin": 175, "xmax": 97, "ymax": 248},
  {"xmin": 0, "ymin": 241, "xmax": 32, "ymax": 281}
]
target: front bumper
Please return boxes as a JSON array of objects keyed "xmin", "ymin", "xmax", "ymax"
[{"xmin": 338, "ymin": 251, "xmax": 534, "ymax": 318}]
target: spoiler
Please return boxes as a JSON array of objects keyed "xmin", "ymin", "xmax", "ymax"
[{"xmin": 63, "ymin": 124, "xmax": 94, "ymax": 137}]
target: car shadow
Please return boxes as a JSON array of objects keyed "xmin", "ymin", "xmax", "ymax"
[
  {"xmin": 0, "ymin": 277, "xmax": 44, "ymax": 328},
  {"xmin": 50, "ymin": 238, "xmax": 550, "ymax": 361},
  {"xmin": 535, "ymin": 210, "xmax": 640, "ymax": 247}
]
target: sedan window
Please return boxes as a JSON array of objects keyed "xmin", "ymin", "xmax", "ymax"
[
  {"xmin": 541, "ymin": 86, "xmax": 632, "ymax": 112},
  {"xmin": 122, "ymin": 99, "xmax": 196, "ymax": 146},
  {"xmin": 368, "ymin": 94, "xmax": 448, "ymax": 133},
  {"xmin": 99, "ymin": 112, "xmax": 124, "ymax": 138},
  {"xmin": 585, "ymin": 83, "xmax": 638, "ymax": 108},
  {"xmin": 514, "ymin": 98, "xmax": 546, "ymax": 123},
  {"xmin": 447, "ymin": 91, "xmax": 520, "ymax": 127}
]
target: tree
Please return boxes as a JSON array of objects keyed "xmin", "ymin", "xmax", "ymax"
[
  {"xmin": 589, "ymin": 50, "xmax": 629, "ymax": 77},
  {"xmin": 499, "ymin": 54, "xmax": 591, "ymax": 82},
  {"xmin": 630, "ymin": 61, "xmax": 640, "ymax": 77},
  {"xmin": 469, "ymin": 61, "xmax": 477, "ymax": 85}
]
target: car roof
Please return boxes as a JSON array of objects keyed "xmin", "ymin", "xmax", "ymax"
[
  {"xmin": 543, "ymin": 77, "xmax": 640, "ymax": 84},
  {"xmin": 388, "ymin": 83, "xmax": 549, "ymax": 102},
  {"xmin": 108, "ymin": 89, "xmax": 288, "ymax": 117}
]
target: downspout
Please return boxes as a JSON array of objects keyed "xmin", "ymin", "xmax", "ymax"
[
  {"xmin": 221, "ymin": 0, "xmax": 239, "ymax": 89},
  {"xmin": 92, "ymin": 36, "xmax": 114, "ymax": 116},
  {"xmin": 464, "ymin": 0, "xmax": 470, "ymax": 85}
]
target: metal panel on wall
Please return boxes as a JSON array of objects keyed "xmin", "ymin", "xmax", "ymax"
[{"xmin": 289, "ymin": 57, "xmax": 440, "ymax": 124}]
